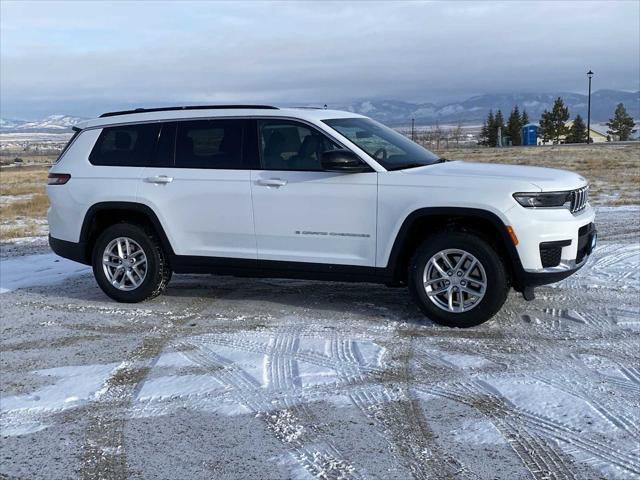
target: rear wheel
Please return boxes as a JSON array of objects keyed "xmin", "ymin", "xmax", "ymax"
[
  {"xmin": 408, "ymin": 231, "xmax": 509, "ymax": 328},
  {"xmin": 92, "ymin": 223, "xmax": 171, "ymax": 303}
]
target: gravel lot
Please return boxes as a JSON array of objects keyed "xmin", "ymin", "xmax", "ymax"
[{"xmin": 1, "ymin": 206, "xmax": 639, "ymax": 480}]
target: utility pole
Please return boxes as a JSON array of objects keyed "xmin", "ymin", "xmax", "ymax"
[
  {"xmin": 586, "ymin": 70, "xmax": 594, "ymax": 144},
  {"xmin": 411, "ymin": 118, "xmax": 415, "ymax": 141}
]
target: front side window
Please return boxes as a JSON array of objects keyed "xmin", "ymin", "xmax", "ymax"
[
  {"xmin": 258, "ymin": 120, "xmax": 340, "ymax": 171},
  {"xmin": 89, "ymin": 123, "xmax": 160, "ymax": 166},
  {"xmin": 175, "ymin": 120, "xmax": 244, "ymax": 169},
  {"xmin": 323, "ymin": 117, "xmax": 440, "ymax": 171}
]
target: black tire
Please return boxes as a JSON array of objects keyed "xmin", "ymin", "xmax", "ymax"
[
  {"xmin": 92, "ymin": 223, "xmax": 171, "ymax": 303},
  {"xmin": 408, "ymin": 231, "xmax": 509, "ymax": 328}
]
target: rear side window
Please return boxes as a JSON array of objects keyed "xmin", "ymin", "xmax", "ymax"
[
  {"xmin": 175, "ymin": 120, "xmax": 244, "ymax": 169},
  {"xmin": 55, "ymin": 129, "xmax": 81, "ymax": 164},
  {"xmin": 89, "ymin": 123, "xmax": 160, "ymax": 167}
]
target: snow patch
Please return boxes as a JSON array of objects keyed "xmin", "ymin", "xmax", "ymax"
[
  {"xmin": 0, "ymin": 253, "xmax": 90, "ymax": 293},
  {"xmin": 450, "ymin": 418, "xmax": 507, "ymax": 445}
]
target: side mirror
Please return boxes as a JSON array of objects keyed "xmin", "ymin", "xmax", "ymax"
[{"xmin": 321, "ymin": 149, "xmax": 370, "ymax": 173}]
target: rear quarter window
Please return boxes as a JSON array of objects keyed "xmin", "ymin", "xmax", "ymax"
[
  {"xmin": 89, "ymin": 123, "xmax": 161, "ymax": 167},
  {"xmin": 55, "ymin": 129, "xmax": 81, "ymax": 164}
]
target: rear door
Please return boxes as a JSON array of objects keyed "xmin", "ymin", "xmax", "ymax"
[
  {"xmin": 139, "ymin": 119, "xmax": 257, "ymax": 258},
  {"xmin": 249, "ymin": 119, "xmax": 378, "ymax": 266}
]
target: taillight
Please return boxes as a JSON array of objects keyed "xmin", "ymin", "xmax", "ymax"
[{"xmin": 48, "ymin": 173, "xmax": 71, "ymax": 185}]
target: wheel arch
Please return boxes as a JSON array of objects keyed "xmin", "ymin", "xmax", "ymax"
[
  {"xmin": 80, "ymin": 202, "xmax": 175, "ymax": 264},
  {"xmin": 386, "ymin": 207, "xmax": 525, "ymax": 290}
]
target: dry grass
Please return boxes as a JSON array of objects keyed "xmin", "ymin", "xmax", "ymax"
[
  {"xmin": 1, "ymin": 193, "xmax": 49, "ymax": 218},
  {"xmin": 0, "ymin": 167, "xmax": 49, "ymax": 196},
  {"xmin": 433, "ymin": 142, "xmax": 640, "ymax": 205},
  {"xmin": 0, "ymin": 166, "xmax": 50, "ymax": 240},
  {"xmin": 0, "ymin": 143, "xmax": 638, "ymax": 241},
  {"xmin": 0, "ymin": 223, "xmax": 44, "ymax": 240},
  {"xmin": 0, "ymin": 154, "xmax": 58, "ymax": 166}
]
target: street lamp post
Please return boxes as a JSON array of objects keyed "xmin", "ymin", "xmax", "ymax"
[{"xmin": 586, "ymin": 70, "xmax": 594, "ymax": 144}]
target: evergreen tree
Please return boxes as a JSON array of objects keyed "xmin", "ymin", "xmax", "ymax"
[
  {"xmin": 493, "ymin": 110, "xmax": 504, "ymax": 146},
  {"xmin": 606, "ymin": 103, "xmax": 637, "ymax": 141},
  {"xmin": 507, "ymin": 105, "xmax": 523, "ymax": 146},
  {"xmin": 479, "ymin": 118, "xmax": 490, "ymax": 146},
  {"xmin": 539, "ymin": 97, "xmax": 569, "ymax": 144},
  {"xmin": 521, "ymin": 109, "xmax": 529, "ymax": 126},
  {"xmin": 565, "ymin": 115, "xmax": 587, "ymax": 144},
  {"xmin": 481, "ymin": 110, "xmax": 495, "ymax": 147}
]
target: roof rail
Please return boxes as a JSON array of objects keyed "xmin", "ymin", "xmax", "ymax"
[{"xmin": 99, "ymin": 105, "xmax": 279, "ymax": 118}]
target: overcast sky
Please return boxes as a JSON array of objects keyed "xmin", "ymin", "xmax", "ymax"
[{"xmin": 1, "ymin": 0, "xmax": 639, "ymax": 119}]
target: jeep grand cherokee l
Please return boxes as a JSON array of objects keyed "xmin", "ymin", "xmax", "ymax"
[{"xmin": 47, "ymin": 105, "xmax": 596, "ymax": 327}]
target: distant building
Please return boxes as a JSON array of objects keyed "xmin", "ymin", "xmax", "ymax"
[{"xmin": 537, "ymin": 121, "xmax": 609, "ymax": 145}]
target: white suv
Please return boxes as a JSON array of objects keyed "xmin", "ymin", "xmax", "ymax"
[{"xmin": 47, "ymin": 105, "xmax": 596, "ymax": 327}]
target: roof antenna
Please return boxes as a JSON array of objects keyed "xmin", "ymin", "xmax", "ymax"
[{"xmin": 323, "ymin": 104, "xmax": 327, "ymax": 110}]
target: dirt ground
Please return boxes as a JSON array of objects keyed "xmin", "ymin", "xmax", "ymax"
[{"xmin": 1, "ymin": 205, "xmax": 639, "ymax": 480}]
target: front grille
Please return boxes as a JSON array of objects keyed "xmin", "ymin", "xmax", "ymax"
[{"xmin": 570, "ymin": 186, "xmax": 589, "ymax": 213}]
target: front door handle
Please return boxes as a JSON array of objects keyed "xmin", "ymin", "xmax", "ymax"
[
  {"xmin": 256, "ymin": 178, "xmax": 287, "ymax": 187},
  {"xmin": 146, "ymin": 175, "xmax": 173, "ymax": 184}
]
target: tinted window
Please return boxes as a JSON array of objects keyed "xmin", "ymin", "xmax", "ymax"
[
  {"xmin": 175, "ymin": 120, "xmax": 244, "ymax": 169},
  {"xmin": 258, "ymin": 120, "xmax": 340, "ymax": 171},
  {"xmin": 151, "ymin": 122, "xmax": 176, "ymax": 167},
  {"xmin": 89, "ymin": 123, "xmax": 160, "ymax": 167},
  {"xmin": 324, "ymin": 117, "xmax": 440, "ymax": 171}
]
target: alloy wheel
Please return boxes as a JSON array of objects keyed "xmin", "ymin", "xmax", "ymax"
[
  {"xmin": 422, "ymin": 248, "xmax": 487, "ymax": 313},
  {"xmin": 102, "ymin": 237, "xmax": 148, "ymax": 291}
]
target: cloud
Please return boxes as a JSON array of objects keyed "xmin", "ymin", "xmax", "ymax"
[{"xmin": 1, "ymin": 0, "xmax": 638, "ymax": 118}]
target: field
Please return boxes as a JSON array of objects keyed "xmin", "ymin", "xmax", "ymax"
[
  {"xmin": 1, "ymin": 141, "xmax": 639, "ymax": 479},
  {"xmin": 0, "ymin": 166, "xmax": 49, "ymax": 241},
  {"xmin": 430, "ymin": 142, "xmax": 640, "ymax": 206},
  {"xmin": 0, "ymin": 142, "xmax": 638, "ymax": 243}
]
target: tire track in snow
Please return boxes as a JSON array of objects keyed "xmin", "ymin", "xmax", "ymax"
[
  {"xmin": 530, "ymin": 373, "xmax": 640, "ymax": 440},
  {"xmin": 198, "ymin": 333, "xmax": 383, "ymax": 375},
  {"xmin": 180, "ymin": 335, "xmax": 362, "ymax": 479},
  {"xmin": 334, "ymin": 337, "xmax": 475, "ymax": 480},
  {"xmin": 426, "ymin": 379, "xmax": 640, "ymax": 479},
  {"xmin": 79, "ymin": 308, "xmax": 202, "ymax": 480},
  {"xmin": 422, "ymin": 382, "xmax": 581, "ymax": 480},
  {"xmin": 466, "ymin": 381, "xmax": 635, "ymax": 479},
  {"xmin": 411, "ymin": 348, "xmax": 583, "ymax": 480}
]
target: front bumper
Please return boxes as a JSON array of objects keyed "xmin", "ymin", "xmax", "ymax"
[{"xmin": 521, "ymin": 225, "xmax": 597, "ymax": 287}]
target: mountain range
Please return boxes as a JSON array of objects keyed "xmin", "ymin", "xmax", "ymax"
[
  {"xmin": 0, "ymin": 115, "xmax": 87, "ymax": 133},
  {"xmin": 1, "ymin": 90, "xmax": 637, "ymax": 132},
  {"xmin": 336, "ymin": 90, "xmax": 639, "ymax": 126}
]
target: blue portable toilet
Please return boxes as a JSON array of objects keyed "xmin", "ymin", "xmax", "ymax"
[{"xmin": 522, "ymin": 124, "xmax": 539, "ymax": 146}]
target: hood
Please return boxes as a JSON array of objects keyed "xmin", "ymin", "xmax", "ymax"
[{"xmin": 402, "ymin": 161, "xmax": 587, "ymax": 191}]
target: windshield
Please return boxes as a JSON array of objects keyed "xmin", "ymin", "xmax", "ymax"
[{"xmin": 323, "ymin": 117, "xmax": 440, "ymax": 170}]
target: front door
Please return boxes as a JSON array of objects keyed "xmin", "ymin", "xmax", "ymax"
[{"xmin": 249, "ymin": 119, "xmax": 377, "ymax": 266}]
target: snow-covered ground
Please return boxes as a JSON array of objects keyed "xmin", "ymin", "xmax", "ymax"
[{"xmin": 1, "ymin": 208, "xmax": 639, "ymax": 479}]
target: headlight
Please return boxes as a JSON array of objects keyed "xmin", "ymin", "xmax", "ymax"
[{"xmin": 513, "ymin": 191, "xmax": 571, "ymax": 208}]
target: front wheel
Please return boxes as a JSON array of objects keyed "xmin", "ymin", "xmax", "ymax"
[
  {"xmin": 408, "ymin": 232, "xmax": 509, "ymax": 328},
  {"xmin": 92, "ymin": 223, "xmax": 171, "ymax": 303}
]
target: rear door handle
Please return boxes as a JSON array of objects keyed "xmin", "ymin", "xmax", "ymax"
[
  {"xmin": 146, "ymin": 175, "xmax": 173, "ymax": 184},
  {"xmin": 256, "ymin": 178, "xmax": 287, "ymax": 187}
]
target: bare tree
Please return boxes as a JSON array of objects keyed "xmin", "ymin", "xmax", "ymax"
[
  {"xmin": 432, "ymin": 121, "xmax": 443, "ymax": 150},
  {"xmin": 452, "ymin": 120, "xmax": 463, "ymax": 146}
]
